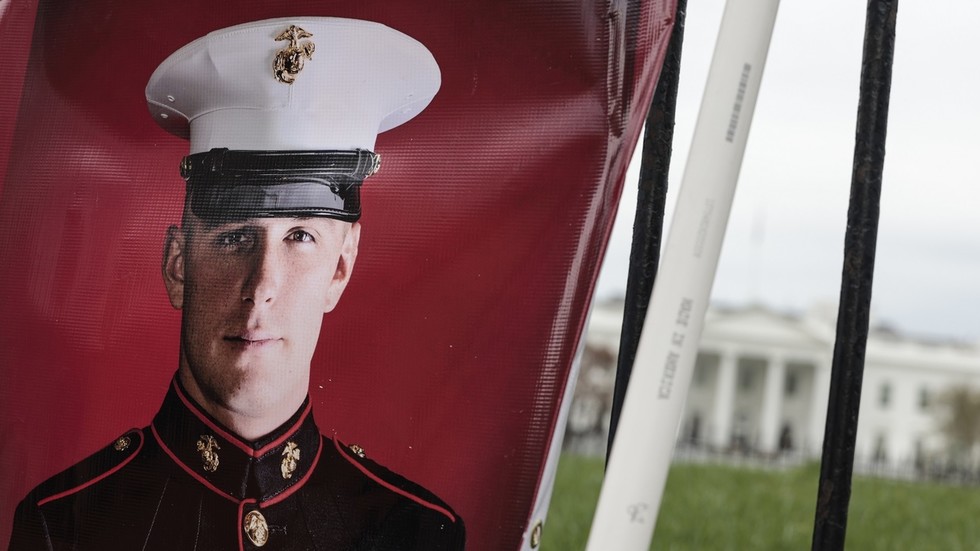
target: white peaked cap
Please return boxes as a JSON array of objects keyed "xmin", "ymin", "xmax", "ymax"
[{"xmin": 146, "ymin": 17, "xmax": 441, "ymax": 154}]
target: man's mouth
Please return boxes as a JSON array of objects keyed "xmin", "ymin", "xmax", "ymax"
[{"xmin": 224, "ymin": 333, "xmax": 281, "ymax": 346}]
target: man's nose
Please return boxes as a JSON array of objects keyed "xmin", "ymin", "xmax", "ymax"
[{"xmin": 242, "ymin": 241, "xmax": 282, "ymax": 305}]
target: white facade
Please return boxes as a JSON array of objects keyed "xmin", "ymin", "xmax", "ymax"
[
  {"xmin": 685, "ymin": 306, "xmax": 832, "ymax": 457},
  {"xmin": 568, "ymin": 299, "xmax": 980, "ymax": 472}
]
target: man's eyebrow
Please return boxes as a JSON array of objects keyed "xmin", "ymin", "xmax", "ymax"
[
  {"xmin": 196, "ymin": 216, "xmax": 322, "ymax": 232},
  {"xmin": 204, "ymin": 221, "xmax": 259, "ymax": 232}
]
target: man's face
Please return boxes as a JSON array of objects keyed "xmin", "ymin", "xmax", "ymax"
[{"xmin": 163, "ymin": 214, "xmax": 360, "ymax": 417}]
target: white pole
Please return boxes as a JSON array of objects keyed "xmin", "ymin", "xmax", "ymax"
[{"xmin": 585, "ymin": 0, "xmax": 780, "ymax": 549}]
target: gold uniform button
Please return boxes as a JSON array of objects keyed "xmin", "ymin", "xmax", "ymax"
[
  {"xmin": 113, "ymin": 436, "xmax": 131, "ymax": 451},
  {"xmin": 243, "ymin": 510, "xmax": 269, "ymax": 547}
]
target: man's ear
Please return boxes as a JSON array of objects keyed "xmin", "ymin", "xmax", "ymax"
[
  {"xmin": 162, "ymin": 225, "xmax": 186, "ymax": 309},
  {"xmin": 323, "ymin": 222, "xmax": 360, "ymax": 313}
]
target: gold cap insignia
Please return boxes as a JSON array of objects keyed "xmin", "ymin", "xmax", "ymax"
[
  {"xmin": 196, "ymin": 435, "xmax": 221, "ymax": 473},
  {"xmin": 274, "ymin": 25, "xmax": 315, "ymax": 84},
  {"xmin": 368, "ymin": 154, "xmax": 382, "ymax": 177},
  {"xmin": 349, "ymin": 444, "xmax": 366, "ymax": 458},
  {"xmin": 281, "ymin": 441, "xmax": 300, "ymax": 479},
  {"xmin": 113, "ymin": 436, "xmax": 131, "ymax": 451},
  {"xmin": 244, "ymin": 510, "xmax": 270, "ymax": 547}
]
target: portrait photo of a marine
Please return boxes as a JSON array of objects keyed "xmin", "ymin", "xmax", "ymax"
[{"xmin": 8, "ymin": 17, "xmax": 465, "ymax": 550}]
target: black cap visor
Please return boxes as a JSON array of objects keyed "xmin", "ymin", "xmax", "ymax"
[{"xmin": 181, "ymin": 148, "xmax": 379, "ymax": 223}]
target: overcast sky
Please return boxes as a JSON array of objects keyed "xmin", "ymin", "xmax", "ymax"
[{"xmin": 596, "ymin": 0, "xmax": 980, "ymax": 341}]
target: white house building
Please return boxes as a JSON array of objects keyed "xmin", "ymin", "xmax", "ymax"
[{"xmin": 566, "ymin": 299, "xmax": 980, "ymax": 475}]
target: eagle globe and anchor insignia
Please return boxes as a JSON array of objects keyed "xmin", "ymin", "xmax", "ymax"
[
  {"xmin": 196, "ymin": 435, "xmax": 221, "ymax": 472},
  {"xmin": 281, "ymin": 441, "xmax": 300, "ymax": 479},
  {"xmin": 274, "ymin": 25, "xmax": 315, "ymax": 84}
]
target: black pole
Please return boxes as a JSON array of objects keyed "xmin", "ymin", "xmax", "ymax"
[
  {"xmin": 812, "ymin": 1, "xmax": 898, "ymax": 549},
  {"xmin": 606, "ymin": 0, "xmax": 687, "ymax": 462}
]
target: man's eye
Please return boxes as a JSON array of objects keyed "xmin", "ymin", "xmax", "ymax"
[
  {"xmin": 217, "ymin": 232, "xmax": 253, "ymax": 248},
  {"xmin": 289, "ymin": 230, "xmax": 315, "ymax": 243}
]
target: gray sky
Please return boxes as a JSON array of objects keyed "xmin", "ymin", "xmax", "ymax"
[{"xmin": 597, "ymin": 0, "xmax": 980, "ymax": 341}]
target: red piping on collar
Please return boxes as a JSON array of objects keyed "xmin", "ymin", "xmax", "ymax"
[
  {"xmin": 151, "ymin": 420, "xmax": 322, "ymax": 506},
  {"xmin": 151, "ymin": 423, "xmax": 238, "ymax": 504},
  {"xmin": 172, "ymin": 379, "xmax": 312, "ymax": 457},
  {"xmin": 262, "ymin": 439, "xmax": 323, "ymax": 507},
  {"xmin": 254, "ymin": 400, "xmax": 313, "ymax": 457}
]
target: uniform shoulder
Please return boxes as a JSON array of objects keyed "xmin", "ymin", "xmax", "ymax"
[
  {"xmin": 326, "ymin": 435, "xmax": 462, "ymax": 526},
  {"xmin": 21, "ymin": 428, "xmax": 145, "ymax": 508}
]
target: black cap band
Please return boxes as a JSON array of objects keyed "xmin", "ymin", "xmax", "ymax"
[{"xmin": 180, "ymin": 148, "xmax": 380, "ymax": 223}]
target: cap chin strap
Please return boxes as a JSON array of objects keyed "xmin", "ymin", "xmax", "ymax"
[{"xmin": 180, "ymin": 148, "xmax": 380, "ymax": 180}]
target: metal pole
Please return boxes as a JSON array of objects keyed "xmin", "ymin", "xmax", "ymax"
[
  {"xmin": 812, "ymin": 1, "xmax": 898, "ymax": 549},
  {"xmin": 606, "ymin": 0, "xmax": 687, "ymax": 460}
]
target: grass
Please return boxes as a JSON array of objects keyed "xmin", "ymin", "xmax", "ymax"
[{"xmin": 543, "ymin": 454, "xmax": 980, "ymax": 550}]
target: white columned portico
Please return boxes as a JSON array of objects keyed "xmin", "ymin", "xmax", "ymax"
[
  {"xmin": 759, "ymin": 355, "xmax": 786, "ymax": 453},
  {"xmin": 712, "ymin": 349, "xmax": 738, "ymax": 449}
]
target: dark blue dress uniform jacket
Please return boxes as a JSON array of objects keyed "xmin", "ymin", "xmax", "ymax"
[{"xmin": 8, "ymin": 379, "xmax": 465, "ymax": 550}]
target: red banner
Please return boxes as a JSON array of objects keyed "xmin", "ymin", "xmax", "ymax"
[{"xmin": 0, "ymin": 1, "xmax": 675, "ymax": 549}]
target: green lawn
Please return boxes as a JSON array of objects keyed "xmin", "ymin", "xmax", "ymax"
[{"xmin": 542, "ymin": 454, "xmax": 980, "ymax": 550}]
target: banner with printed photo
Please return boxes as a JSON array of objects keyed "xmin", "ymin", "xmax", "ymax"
[{"xmin": 0, "ymin": 1, "xmax": 676, "ymax": 549}]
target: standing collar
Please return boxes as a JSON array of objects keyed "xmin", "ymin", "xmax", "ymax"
[{"xmin": 151, "ymin": 376, "xmax": 322, "ymax": 503}]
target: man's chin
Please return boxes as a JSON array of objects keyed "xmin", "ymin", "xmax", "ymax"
[
  {"xmin": 215, "ymin": 378, "xmax": 303, "ymax": 420},
  {"xmin": 195, "ymin": 363, "xmax": 299, "ymax": 406}
]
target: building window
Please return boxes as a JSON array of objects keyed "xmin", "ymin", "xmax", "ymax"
[
  {"xmin": 784, "ymin": 370, "xmax": 798, "ymax": 397},
  {"xmin": 739, "ymin": 368, "xmax": 754, "ymax": 390},
  {"xmin": 919, "ymin": 387, "xmax": 930, "ymax": 410},
  {"xmin": 879, "ymin": 383, "xmax": 891, "ymax": 408},
  {"xmin": 873, "ymin": 434, "xmax": 888, "ymax": 464},
  {"xmin": 693, "ymin": 353, "xmax": 718, "ymax": 388},
  {"xmin": 693, "ymin": 364, "xmax": 707, "ymax": 388},
  {"xmin": 779, "ymin": 423, "xmax": 794, "ymax": 451},
  {"xmin": 686, "ymin": 413, "xmax": 702, "ymax": 445}
]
